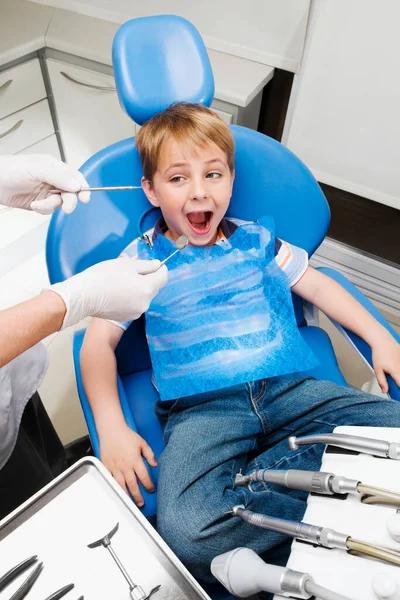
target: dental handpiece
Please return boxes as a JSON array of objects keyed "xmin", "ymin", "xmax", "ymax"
[
  {"xmin": 289, "ymin": 432, "xmax": 400, "ymax": 460},
  {"xmin": 232, "ymin": 506, "xmax": 400, "ymax": 566},
  {"xmin": 236, "ymin": 469, "xmax": 359, "ymax": 494},
  {"xmin": 235, "ymin": 469, "xmax": 400, "ymax": 507},
  {"xmin": 232, "ymin": 505, "xmax": 348, "ymax": 549}
]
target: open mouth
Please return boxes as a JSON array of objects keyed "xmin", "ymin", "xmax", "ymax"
[{"xmin": 186, "ymin": 211, "xmax": 213, "ymax": 235}]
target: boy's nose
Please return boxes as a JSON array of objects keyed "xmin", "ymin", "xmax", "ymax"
[{"xmin": 190, "ymin": 180, "xmax": 208, "ymax": 201}]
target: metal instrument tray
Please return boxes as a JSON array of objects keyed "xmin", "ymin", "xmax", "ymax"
[{"xmin": 0, "ymin": 457, "xmax": 211, "ymax": 599}]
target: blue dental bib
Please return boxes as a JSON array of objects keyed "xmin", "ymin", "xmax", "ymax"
[{"xmin": 138, "ymin": 217, "xmax": 318, "ymax": 400}]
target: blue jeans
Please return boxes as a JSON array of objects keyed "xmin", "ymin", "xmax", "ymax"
[{"xmin": 155, "ymin": 374, "xmax": 400, "ymax": 582}]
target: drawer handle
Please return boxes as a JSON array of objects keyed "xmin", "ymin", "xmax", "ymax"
[
  {"xmin": 0, "ymin": 79, "xmax": 13, "ymax": 93},
  {"xmin": 60, "ymin": 71, "xmax": 116, "ymax": 91},
  {"xmin": 0, "ymin": 119, "xmax": 23, "ymax": 139}
]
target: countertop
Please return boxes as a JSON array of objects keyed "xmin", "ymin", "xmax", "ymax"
[{"xmin": 0, "ymin": 0, "xmax": 274, "ymax": 107}]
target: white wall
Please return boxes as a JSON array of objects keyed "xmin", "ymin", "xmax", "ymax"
[
  {"xmin": 283, "ymin": 0, "xmax": 400, "ymax": 210},
  {"xmin": 26, "ymin": 0, "xmax": 311, "ymax": 71}
]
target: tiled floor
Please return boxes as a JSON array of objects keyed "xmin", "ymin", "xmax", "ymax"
[{"xmin": 1, "ymin": 206, "xmax": 399, "ymax": 444}]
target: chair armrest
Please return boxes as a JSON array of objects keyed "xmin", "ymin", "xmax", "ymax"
[
  {"xmin": 316, "ymin": 267, "xmax": 400, "ymax": 400},
  {"xmin": 73, "ymin": 330, "xmax": 157, "ymax": 516}
]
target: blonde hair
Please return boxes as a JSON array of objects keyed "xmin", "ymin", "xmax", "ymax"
[{"xmin": 136, "ymin": 102, "xmax": 235, "ymax": 181}]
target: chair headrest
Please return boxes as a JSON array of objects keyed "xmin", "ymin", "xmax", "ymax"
[{"xmin": 112, "ymin": 15, "xmax": 215, "ymax": 125}]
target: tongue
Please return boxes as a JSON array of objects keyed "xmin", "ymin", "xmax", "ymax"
[{"xmin": 188, "ymin": 211, "xmax": 208, "ymax": 224}]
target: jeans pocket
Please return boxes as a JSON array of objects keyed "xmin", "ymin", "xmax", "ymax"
[
  {"xmin": 155, "ymin": 397, "xmax": 185, "ymax": 428},
  {"xmin": 250, "ymin": 379, "xmax": 267, "ymax": 405},
  {"xmin": 167, "ymin": 398, "xmax": 185, "ymax": 418}
]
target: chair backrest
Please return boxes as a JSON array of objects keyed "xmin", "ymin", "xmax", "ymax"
[
  {"xmin": 113, "ymin": 15, "xmax": 215, "ymax": 125},
  {"xmin": 46, "ymin": 15, "xmax": 330, "ymax": 374}
]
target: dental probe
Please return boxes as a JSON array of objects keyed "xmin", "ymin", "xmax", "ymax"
[
  {"xmin": 235, "ymin": 469, "xmax": 400, "ymax": 507},
  {"xmin": 232, "ymin": 506, "xmax": 400, "ymax": 567},
  {"xmin": 49, "ymin": 185, "xmax": 142, "ymax": 193},
  {"xmin": 289, "ymin": 432, "xmax": 400, "ymax": 460}
]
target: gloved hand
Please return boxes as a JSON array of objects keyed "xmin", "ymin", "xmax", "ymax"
[
  {"xmin": 49, "ymin": 257, "xmax": 168, "ymax": 329},
  {"xmin": 0, "ymin": 154, "xmax": 90, "ymax": 214}
]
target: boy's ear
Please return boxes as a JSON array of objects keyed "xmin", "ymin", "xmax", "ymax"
[{"xmin": 141, "ymin": 176, "xmax": 160, "ymax": 207}]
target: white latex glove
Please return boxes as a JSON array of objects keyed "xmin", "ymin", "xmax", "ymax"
[
  {"xmin": 49, "ymin": 257, "xmax": 168, "ymax": 329},
  {"xmin": 0, "ymin": 154, "xmax": 90, "ymax": 214}
]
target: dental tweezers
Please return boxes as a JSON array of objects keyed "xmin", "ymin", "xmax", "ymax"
[
  {"xmin": 8, "ymin": 562, "xmax": 43, "ymax": 600},
  {"xmin": 43, "ymin": 583, "xmax": 75, "ymax": 600},
  {"xmin": 0, "ymin": 556, "xmax": 38, "ymax": 592}
]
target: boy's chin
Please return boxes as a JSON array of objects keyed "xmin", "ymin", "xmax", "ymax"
[{"xmin": 187, "ymin": 230, "xmax": 218, "ymax": 246}]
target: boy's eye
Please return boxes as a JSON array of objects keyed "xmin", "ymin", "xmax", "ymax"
[
  {"xmin": 170, "ymin": 176, "xmax": 185, "ymax": 183},
  {"xmin": 206, "ymin": 172, "xmax": 221, "ymax": 179}
]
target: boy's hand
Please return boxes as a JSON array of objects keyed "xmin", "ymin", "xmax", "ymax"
[
  {"xmin": 100, "ymin": 425, "xmax": 157, "ymax": 506},
  {"xmin": 371, "ymin": 333, "xmax": 400, "ymax": 393}
]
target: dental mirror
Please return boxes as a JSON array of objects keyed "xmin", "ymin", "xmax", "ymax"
[{"xmin": 159, "ymin": 235, "xmax": 189, "ymax": 266}]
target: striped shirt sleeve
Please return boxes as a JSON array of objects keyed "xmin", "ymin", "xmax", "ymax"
[{"xmin": 275, "ymin": 238, "xmax": 308, "ymax": 287}]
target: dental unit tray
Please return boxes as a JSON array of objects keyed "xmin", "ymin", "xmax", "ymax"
[
  {"xmin": 0, "ymin": 457, "xmax": 211, "ymax": 600},
  {"xmin": 273, "ymin": 426, "xmax": 400, "ymax": 600}
]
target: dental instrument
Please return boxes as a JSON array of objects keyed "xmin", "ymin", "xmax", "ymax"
[
  {"xmin": 372, "ymin": 573, "xmax": 400, "ymax": 600},
  {"xmin": 0, "ymin": 556, "xmax": 38, "ymax": 592},
  {"xmin": 87, "ymin": 522, "xmax": 161, "ymax": 600},
  {"xmin": 232, "ymin": 505, "xmax": 400, "ymax": 567},
  {"xmin": 50, "ymin": 185, "xmax": 142, "ymax": 193},
  {"xmin": 211, "ymin": 547, "xmax": 354, "ymax": 599},
  {"xmin": 8, "ymin": 562, "xmax": 44, "ymax": 600},
  {"xmin": 289, "ymin": 432, "xmax": 400, "ymax": 460},
  {"xmin": 235, "ymin": 468, "xmax": 400, "ymax": 508},
  {"xmin": 159, "ymin": 235, "xmax": 189, "ymax": 266},
  {"xmin": 43, "ymin": 583, "xmax": 75, "ymax": 600}
]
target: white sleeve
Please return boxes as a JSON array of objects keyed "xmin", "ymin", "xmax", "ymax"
[{"xmin": 275, "ymin": 239, "xmax": 308, "ymax": 287}]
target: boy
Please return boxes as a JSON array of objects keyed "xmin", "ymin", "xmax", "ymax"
[{"xmin": 81, "ymin": 103, "xmax": 400, "ymax": 582}]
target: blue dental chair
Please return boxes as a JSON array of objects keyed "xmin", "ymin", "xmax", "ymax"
[{"xmin": 46, "ymin": 15, "xmax": 400, "ymax": 600}]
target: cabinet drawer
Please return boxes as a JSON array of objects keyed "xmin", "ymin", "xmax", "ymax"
[
  {"xmin": 213, "ymin": 108, "xmax": 233, "ymax": 125},
  {"xmin": 0, "ymin": 59, "xmax": 47, "ymax": 121},
  {"xmin": 0, "ymin": 99, "xmax": 54, "ymax": 155},
  {"xmin": 47, "ymin": 59, "xmax": 135, "ymax": 169},
  {"xmin": 17, "ymin": 134, "xmax": 61, "ymax": 160}
]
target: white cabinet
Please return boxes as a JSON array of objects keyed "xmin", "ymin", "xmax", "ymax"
[
  {"xmin": 47, "ymin": 59, "xmax": 136, "ymax": 169},
  {"xmin": 0, "ymin": 99, "xmax": 54, "ymax": 155},
  {"xmin": 17, "ymin": 134, "xmax": 61, "ymax": 160},
  {"xmin": 0, "ymin": 58, "xmax": 46, "ymax": 120},
  {"xmin": 213, "ymin": 108, "xmax": 233, "ymax": 125},
  {"xmin": 0, "ymin": 58, "xmax": 55, "ymax": 156},
  {"xmin": 283, "ymin": 0, "xmax": 400, "ymax": 210}
]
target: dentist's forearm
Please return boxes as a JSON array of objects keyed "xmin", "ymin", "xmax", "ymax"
[{"xmin": 0, "ymin": 291, "xmax": 65, "ymax": 367}]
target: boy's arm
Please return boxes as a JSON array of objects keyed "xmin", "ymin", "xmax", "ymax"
[
  {"xmin": 293, "ymin": 266, "xmax": 400, "ymax": 392},
  {"xmin": 81, "ymin": 318, "xmax": 157, "ymax": 506}
]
